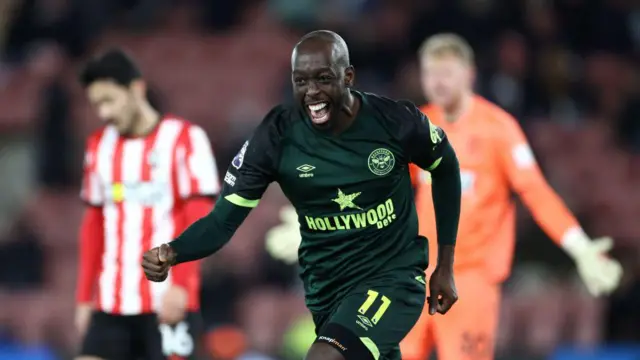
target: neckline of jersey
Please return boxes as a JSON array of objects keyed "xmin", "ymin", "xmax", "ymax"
[
  {"xmin": 437, "ymin": 95, "xmax": 477, "ymax": 130},
  {"xmin": 303, "ymin": 89, "xmax": 369, "ymax": 138},
  {"xmin": 116, "ymin": 114, "xmax": 165, "ymax": 140}
]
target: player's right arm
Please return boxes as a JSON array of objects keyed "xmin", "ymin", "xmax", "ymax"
[
  {"xmin": 77, "ymin": 207, "xmax": 104, "ymax": 304},
  {"xmin": 76, "ymin": 135, "xmax": 105, "ymax": 332},
  {"xmin": 142, "ymin": 107, "xmax": 284, "ymax": 279}
]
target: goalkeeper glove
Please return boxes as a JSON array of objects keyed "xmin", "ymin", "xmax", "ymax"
[
  {"xmin": 265, "ymin": 206, "xmax": 301, "ymax": 265},
  {"xmin": 562, "ymin": 228, "xmax": 623, "ymax": 296}
]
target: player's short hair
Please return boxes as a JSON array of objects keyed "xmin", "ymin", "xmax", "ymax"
[
  {"xmin": 79, "ymin": 48, "xmax": 142, "ymax": 87},
  {"xmin": 418, "ymin": 33, "xmax": 474, "ymax": 64}
]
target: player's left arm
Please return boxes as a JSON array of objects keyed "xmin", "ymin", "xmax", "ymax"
[
  {"xmin": 400, "ymin": 102, "xmax": 461, "ymax": 251},
  {"xmin": 171, "ymin": 124, "xmax": 219, "ymax": 290},
  {"xmin": 400, "ymin": 101, "xmax": 461, "ymax": 314},
  {"xmin": 496, "ymin": 114, "xmax": 622, "ymax": 295}
]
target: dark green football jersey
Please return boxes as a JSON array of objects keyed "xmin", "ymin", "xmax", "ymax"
[{"xmin": 222, "ymin": 91, "xmax": 447, "ymax": 312}]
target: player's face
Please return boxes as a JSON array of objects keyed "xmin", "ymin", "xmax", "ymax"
[
  {"xmin": 421, "ymin": 54, "xmax": 472, "ymax": 108},
  {"xmin": 86, "ymin": 80, "xmax": 139, "ymax": 134},
  {"xmin": 292, "ymin": 48, "xmax": 353, "ymax": 128}
]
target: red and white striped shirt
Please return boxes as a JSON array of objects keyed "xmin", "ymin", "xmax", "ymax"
[{"xmin": 78, "ymin": 116, "xmax": 219, "ymax": 315}]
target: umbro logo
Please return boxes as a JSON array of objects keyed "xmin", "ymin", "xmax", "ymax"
[
  {"xmin": 356, "ymin": 314, "xmax": 373, "ymax": 331},
  {"xmin": 296, "ymin": 164, "xmax": 315, "ymax": 178}
]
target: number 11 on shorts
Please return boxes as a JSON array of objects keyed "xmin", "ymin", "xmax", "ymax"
[{"xmin": 358, "ymin": 290, "xmax": 391, "ymax": 325}]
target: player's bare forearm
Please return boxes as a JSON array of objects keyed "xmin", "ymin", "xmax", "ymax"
[
  {"xmin": 168, "ymin": 198, "xmax": 251, "ymax": 264},
  {"xmin": 429, "ymin": 142, "xmax": 461, "ymax": 251},
  {"xmin": 436, "ymin": 244, "xmax": 455, "ymax": 269}
]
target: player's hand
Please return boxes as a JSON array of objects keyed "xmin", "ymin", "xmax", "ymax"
[
  {"xmin": 159, "ymin": 285, "xmax": 188, "ymax": 325},
  {"xmin": 75, "ymin": 303, "xmax": 93, "ymax": 336},
  {"xmin": 142, "ymin": 244, "xmax": 176, "ymax": 282},
  {"xmin": 265, "ymin": 206, "xmax": 301, "ymax": 264},
  {"xmin": 567, "ymin": 236, "xmax": 623, "ymax": 296},
  {"xmin": 427, "ymin": 265, "xmax": 458, "ymax": 315}
]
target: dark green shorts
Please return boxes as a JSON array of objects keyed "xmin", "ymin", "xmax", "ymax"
[{"xmin": 312, "ymin": 268, "xmax": 426, "ymax": 360}]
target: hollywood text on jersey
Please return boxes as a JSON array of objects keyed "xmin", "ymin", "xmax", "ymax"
[{"xmin": 304, "ymin": 198, "xmax": 397, "ymax": 232}]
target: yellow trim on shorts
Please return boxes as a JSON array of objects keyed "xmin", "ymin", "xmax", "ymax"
[{"xmin": 359, "ymin": 337, "xmax": 380, "ymax": 360}]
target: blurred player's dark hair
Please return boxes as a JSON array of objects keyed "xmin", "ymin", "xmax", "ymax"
[{"xmin": 79, "ymin": 48, "xmax": 142, "ymax": 87}]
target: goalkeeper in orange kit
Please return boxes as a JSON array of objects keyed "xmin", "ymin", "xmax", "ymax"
[{"xmin": 400, "ymin": 33, "xmax": 623, "ymax": 360}]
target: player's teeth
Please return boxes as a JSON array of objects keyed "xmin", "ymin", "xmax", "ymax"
[{"xmin": 308, "ymin": 103, "xmax": 328, "ymax": 111}]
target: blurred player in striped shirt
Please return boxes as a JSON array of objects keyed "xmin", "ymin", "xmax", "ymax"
[{"xmin": 75, "ymin": 49, "xmax": 219, "ymax": 360}]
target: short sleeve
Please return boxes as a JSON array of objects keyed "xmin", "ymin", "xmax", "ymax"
[
  {"xmin": 397, "ymin": 101, "xmax": 448, "ymax": 171},
  {"xmin": 175, "ymin": 125, "xmax": 221, "ymax": 199},
  {"xmin": 220, "ymin": 106, "xmax": 284, "ymax": 208},
  {"xmin": 80, "ymin": 136, "xmax": 104, "ymax": 206}
]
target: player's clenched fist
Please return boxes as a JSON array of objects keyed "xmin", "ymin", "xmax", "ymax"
[
  {"xmin": 142, "ymin": 244, "xmax": 176, "ymax": 282},
  {"xmin": 428, "ymin": 265, "xmax": 458, "ymax": 315},
  {"xmin": 426, "ymin": 244, "xmax": 459, "ymax": 315}
]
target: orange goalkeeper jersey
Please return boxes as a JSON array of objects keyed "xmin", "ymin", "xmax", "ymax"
[{"xmin": 411, "ymin": 95, "xmax": 579, "ymax": 283}]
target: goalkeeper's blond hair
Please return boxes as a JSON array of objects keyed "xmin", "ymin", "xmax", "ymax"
[{"xmin": 418, "ymin": 33, "xmax": 474, "ymax": 65}]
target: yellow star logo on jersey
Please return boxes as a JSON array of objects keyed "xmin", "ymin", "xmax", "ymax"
[{"xmin": 332, "ymin": 189, "xmax": 362, "ymax": 211}]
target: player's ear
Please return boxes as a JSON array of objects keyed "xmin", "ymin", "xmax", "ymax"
[
  {"xmin": 129, "ymin": 79, "xmax": 147, "ymax": 100},
  {"xmin": 344, "ymin": 66, "xmax": 355, "ymax": 87}
]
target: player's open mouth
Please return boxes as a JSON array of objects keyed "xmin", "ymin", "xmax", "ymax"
[{"xmin": 307, "ymin": 102, "xmax": 331, "ymax": 125}]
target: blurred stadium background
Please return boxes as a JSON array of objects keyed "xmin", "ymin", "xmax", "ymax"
[{"xmin": 0, "ymin": 0, "xmax": 638, "ymax": 359}]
